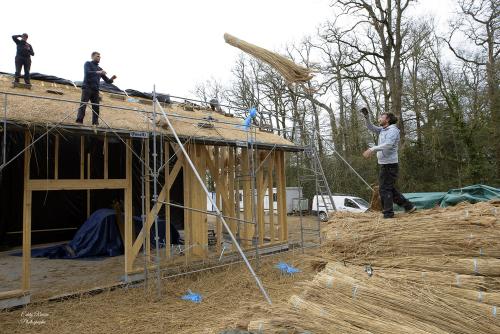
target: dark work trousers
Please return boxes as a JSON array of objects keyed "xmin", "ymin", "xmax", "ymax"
[
  {"xmin": 76, "ymin": 88, "xmax": 100, "ymax": 125},
  {"xmin": 379, "ymin": 163, "xmax": 412, "ymax": 217},
  {"xmin": 14, "ymin": 56, "xmax": 31, "ymax": 84}
]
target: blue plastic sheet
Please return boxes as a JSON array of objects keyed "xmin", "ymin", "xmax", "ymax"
[
  {"xmin": 243, "ymin": 107, "xmax": 257, "ymax": 130},
  {"xmin": 14, "ymin": 209, "xmax": 183, "ymax": 260},
  {"xmin": 29, "ymin": 209, "xmax": 123, "ymax": 259},
  {"xmin": 275, "ymin": 262, "xmax": 300, "ymax": 275},
  {"xmin": 181, "ymin": 290, "xmax": 203, "ymax": 303}
]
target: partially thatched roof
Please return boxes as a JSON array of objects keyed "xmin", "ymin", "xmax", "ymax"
[{"xmin": 0, "ymin": 75, "xmax": 297, "ymax": 150}]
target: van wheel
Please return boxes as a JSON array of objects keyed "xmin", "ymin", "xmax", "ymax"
[{"xmin": 318, "ymin": 211, "xmax": 328, "ymax": 222}]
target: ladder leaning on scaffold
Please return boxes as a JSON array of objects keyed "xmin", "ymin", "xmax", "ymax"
[{"xmin": 296, "ymin": 124, "xmax": 336, "ymax": 250}]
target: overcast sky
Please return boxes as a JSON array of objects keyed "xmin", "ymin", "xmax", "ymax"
[{"xmin": 0, "ymin": 0, "xmax": 455, "ymax": 99}]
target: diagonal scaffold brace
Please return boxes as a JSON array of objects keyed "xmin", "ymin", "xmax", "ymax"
[{"xmin": 154, "ymin": 98, "xmax": 272, "ymax": 305}]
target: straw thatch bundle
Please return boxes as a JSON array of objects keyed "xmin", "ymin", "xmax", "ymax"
[
  {"xmin": 224, "ymin": 33, "xmax": 313, "ymax": 83},
  {"xmin": 242, "ymin": 261, "xmax": 500, "ymax": 334},
  {"xmin": 372, "ymin": 266, "xmax": 498, "ymax": 291},
  {"xmin": 369, "ymin": 184, "xmax": 382, "ymax": 211},
  {"xmin": 306, "ymin": 262, "xmax": 499, "ymax": 333},
  {"xmin": 323, "ymin": 201, "xmax": 500, "ymax": 262},
  {"xmin": 245, "ymin": 306, "xmax": 366, "ymax": 334},
  {"xmin": 367, "ymin": 256, "xmax": 500, "ymax": 276},
  {"xmin": 359, "ymin": 265, "xmax": 500, "ymax": 304}
]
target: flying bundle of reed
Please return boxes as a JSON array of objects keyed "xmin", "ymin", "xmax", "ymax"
[{"xmin": 224, "ymin": 33, "xmax": 313, "ymax": 83}]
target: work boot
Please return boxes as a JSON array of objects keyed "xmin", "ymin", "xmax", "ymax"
[{"xmin": 405, "ymin": 205, "xmax": 417, "ymax": 214}]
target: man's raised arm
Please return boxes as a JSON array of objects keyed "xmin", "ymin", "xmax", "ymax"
[
  {"xmin": 12, "ymin": 35, "xmax": 21, "ymax": 44},
  {"xmin": 361, "ymin": 107, "xmax": 382, "ymax": 134}
]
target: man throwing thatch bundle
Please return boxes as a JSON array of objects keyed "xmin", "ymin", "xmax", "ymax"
[
  {"xmin": 361, "ymin": 108, "xmax": 416, "ymax": 219},
  {"xmin": 76, "ymin": 52, "xmax": 117, "ymax": 126}
]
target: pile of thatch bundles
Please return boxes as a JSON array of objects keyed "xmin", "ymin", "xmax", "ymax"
[
  {"xmin": 233, "ymin": 202, "xmax": 500, "ymax": 333},
  {"xmin": 323, "ymin": 201, "xmax": 500, "ymax": 262},
  {"xmin": 299, "ymin": 262, "xmax": 498, "ymax": 333},
  {"xmin": 243, "ymin": 261, "xmax": 500, "ymax": 334}
]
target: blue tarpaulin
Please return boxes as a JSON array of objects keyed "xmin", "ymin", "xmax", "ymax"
[
  {"xmin": 30, "ymin": 209, "xmax": 123, "ymax": 259},
  {"xmin": 21, "ymin": 209, "xmax": 182, "ymax": 259}
]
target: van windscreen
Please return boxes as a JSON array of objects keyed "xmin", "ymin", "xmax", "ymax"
[{"xmin": 353, "ymin": 198, "xmax": 369, "ymax": 208}]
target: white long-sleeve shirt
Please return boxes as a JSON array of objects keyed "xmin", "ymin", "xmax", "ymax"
[{"xmin": 365, "ymin": 118, "xmax": 400, "ymax": 164}]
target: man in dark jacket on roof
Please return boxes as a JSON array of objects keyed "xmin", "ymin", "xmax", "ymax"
[
  {"xmin": 361, "ymin": 108, "xmax": 416, "ymax": 218},
  {"xmin": 76, "ymin": 52, "xmax": 117, "ymax": 126},
  {"xmin": 12, "ymin": 33, "xmax": 34, "ymax": 85}
]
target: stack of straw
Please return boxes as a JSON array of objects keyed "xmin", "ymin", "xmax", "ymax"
[
  {"xmin": 242, "ymin": 261, "xmax": 500, "ymax": 333},
  {"xmin": 236, "ymin": 201, "xmax": 500, "ymax": 333},
  {"xmin": 323, "ymin": 201, "xmax": 500, "ymax": 266}
]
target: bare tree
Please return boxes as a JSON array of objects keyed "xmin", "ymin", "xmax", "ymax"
[
  {"xmin": 193, "ymin": 78, "xmax": 225, "ymax": 105},
  {"xmin": 446, "ymin": 0, "xmax": 500, "ymax": 178},
  {"xmin": 401, "ymin": 18, "xmax": 434, "ymax": 149},
  {"xmin": 329, "ymin": 0, "xmax": 416, "ymax": 142}
]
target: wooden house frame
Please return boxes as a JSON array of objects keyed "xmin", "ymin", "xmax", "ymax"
[{"xmin": 0, "ymin": 76, "xmax": 297, "ymax": 308}]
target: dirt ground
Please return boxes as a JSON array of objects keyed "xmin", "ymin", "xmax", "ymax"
[
  {"xmin": 0, "ymin": 251, "xmax": 124, "ymax": 299},
  {"xmin": 0, "ymin": 214, "xmax": 323, "ymax": 333}
]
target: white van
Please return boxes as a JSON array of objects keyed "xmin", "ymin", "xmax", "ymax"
[{"xmin": 312, "ymin": 195, "xmax": 369, "ymax": 221}]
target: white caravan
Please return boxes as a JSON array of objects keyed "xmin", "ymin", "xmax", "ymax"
[{"xmin": 206, "ymin": 187, "xmax": 306, "ymax": 214}]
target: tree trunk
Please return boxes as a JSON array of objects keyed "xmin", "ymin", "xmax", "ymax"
[{"xmin": 486, "ymin": 43, "xmax": 500, "ymax": 179}]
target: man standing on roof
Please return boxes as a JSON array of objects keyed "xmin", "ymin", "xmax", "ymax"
[
  {"xmin": 361, "ymin": 108, "xmax": 416, "ymax": 219},
  {"xmin": 76, "ymin": 52, "xmax": 117, "ymax": 126},
  {"xmin": 12, "ymin": 33, "xmax": 34, "ymax": 85}
]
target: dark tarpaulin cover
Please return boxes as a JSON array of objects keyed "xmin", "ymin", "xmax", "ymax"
[
  {"xmin": 31, "ymin": 209, "xmax": 123, "ymax": 259},
  {"xmin": 0, "ymin": 71, "xmax": 76, "ymax": 86},
  {"xmin": 125, "ymin": 89, "xmax": 171, "ymax": 103},
  {"xmin": 29, "ymin": 73, "xmax": 76, "ymax": 86},
  {"xmin": 99, "ymin": 81, "xmax": 124, "ymax": 94},
  {"xmin": 73, "ymin": 80, "xmax": 124, "ymax": 94},
  {"xmin": 25, "ymin": 209, "xmax": 182, "ymax": 259},
  {"xmin": 1, "ymin": 70, "xmax": 171, "ymax": 102}
]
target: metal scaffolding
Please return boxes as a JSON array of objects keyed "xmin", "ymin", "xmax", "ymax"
[{"xmin": 0, "ymin": 87, "xmax": 317, "ymax": 307}]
